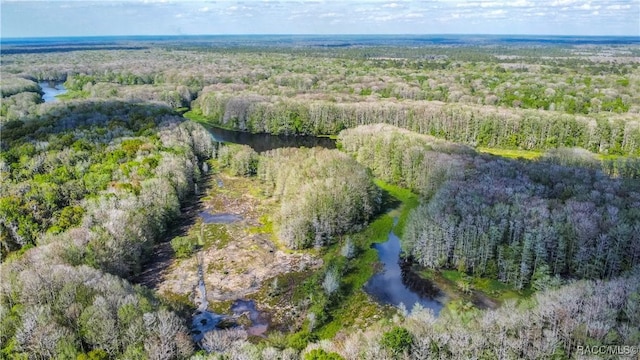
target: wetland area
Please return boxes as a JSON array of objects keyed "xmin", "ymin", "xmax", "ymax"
[{"xmin": 147, "ymin": 125, "xmax": 464, "ymax": 342}]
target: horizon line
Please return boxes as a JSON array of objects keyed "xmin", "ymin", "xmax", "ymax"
[{"xmin": 3, "ymin": 33, "xmax": 639, "ymax": 41}]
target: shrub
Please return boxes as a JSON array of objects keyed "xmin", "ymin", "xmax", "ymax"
[
  {"xmin": 381, "ymin": 326, "xmax": 414, "ymax": 356},
  {"xmin": 304, "ymin": 348, "xmax": 344, "ymax": 360},
  {"xmin": 170, "ymin": 236, "xmax": 197, "ymax": 258},
  {"xmin": 287, "ymin": 331, "xmax": 317, "ymax": 351}
]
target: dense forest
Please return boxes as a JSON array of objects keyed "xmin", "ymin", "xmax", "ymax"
[
  {"xmin": 2, "ymin": 44, "xmax": 640, "ymax": 155},
  {"xmin": 1, "ymin": 37, "xmax": 639, "ymax": 359},
  {"xmin": 216, "ymin": 144, "xmax": 380, "ymax": 249},
  {"xmin": 339, "ymin": 125, "xmax": 640, "ymax": 288},
  {"xmin": 1, "ymin": 101, "xmax": 210, "ymax": 357},
  {"xmin": 193, "ymin": 93, "xmax": 640, "ymax": 155}
]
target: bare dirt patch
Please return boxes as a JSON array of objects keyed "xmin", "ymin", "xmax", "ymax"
[{"xmin": 157, "ymin": 172, "xmax": 322, "ymax": 304}]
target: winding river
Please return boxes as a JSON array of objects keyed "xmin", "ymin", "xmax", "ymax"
[{"xmin": 207, "ymin": 126, "xmax": 335, "ymax": 153}]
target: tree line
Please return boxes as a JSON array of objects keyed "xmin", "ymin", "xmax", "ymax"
[
  {"xmin": 193, "ymin": 93, "xmax": 640, "ymax": 156},
  {"xmin": 3, "ymin": 42, "xmax": 639, "ymax": 125}
]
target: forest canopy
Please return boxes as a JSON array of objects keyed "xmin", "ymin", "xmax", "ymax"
[
  {"xmin": 1, "ymin": 38, "xmax": 639, "ymax": 359},
  {"xmin": 339, "ymin": 124, "xmax": 640, "ymax": 289},
  {"xmin": 216, "ymin": 145, "xmax": 380, "ymax": 249}
]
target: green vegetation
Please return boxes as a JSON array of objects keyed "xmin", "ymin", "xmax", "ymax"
[
  {"xmin": 418, "ymin": 268, "xmax": 531, "ymax": 309},
  {"xmin": 374, "ymin": 180, "xmax": 419, "ymax": 237},
  {"xmin": 171, "ymin": 235, "xmax": 198, "ymax": 258},
  {"xmin": 0, "ymin": 102, "xmax": 211, "ymax": 357},
  {"xmin": 477, "ymin": 146, "xmax": 542, "ymax": 160},
  {"xmin": 304, "ymin": 348, "xmax": 344, "ymax": 360},
  {"xmin": 261, "ymin": 148, "xmax": 380, "ymax": 249},
  {"xmin": 381, "ymin": 326, "xmax": 414, "ymax": 357},
  {"xmin": 2, "ymin": 38, "xmax": 639, "ymax": 360}
]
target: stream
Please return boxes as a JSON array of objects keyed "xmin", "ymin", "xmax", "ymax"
[
  {"xmin": 39, "ymin": 81, "xmax": 67, "ymax": 103},
  {"xmin": 364, "ymin": 219, "xmax": 445, "ymax": 314}
]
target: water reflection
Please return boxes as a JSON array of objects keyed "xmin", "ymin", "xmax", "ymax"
[
  {"xmin": 208, "ymin": 126, "xmax": 336, "ymax": 153},
  {"xmin": 231, "ymin": 300, "xmax": 269, "ymax": 337},
  {"xmin": 199, "ymin": 211, "xmax": 242, "ymax": 224},
  {"xmin": 364, "ymin": 221, "xmax": 444, "ymax": 314},
  {"xmin": 39, "ymin": 82, "xmax": 67, "ymax": 103}
]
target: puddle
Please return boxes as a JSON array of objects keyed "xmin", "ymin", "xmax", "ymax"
[
  {"xmin": 231, "ymin": 299, "xmax": 269, "ymax": 337},
  {"xmin": 199, "ymin": 211, "xmax": 242, "ymax": 224},
  {"xmin": 191, "ymin": 310, "xmax": 228, "ymax": 343}
]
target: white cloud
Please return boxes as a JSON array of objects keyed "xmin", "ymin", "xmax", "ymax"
[
  {"xmin": 550, "ymin": 0, "xmax": 579, "ymax": 6},
  {"xmin": 607, "ymin": 4, "xmax": 632, "ymax": 10},
  {"xmin": 319, "ymin": 12, "xmax": 341, "ymax": 18},
  {"xmin": 2, "ymin": 0, "xmax": 639, "ymax": 37},
  {"xmin": 487, "ymin": 9, "xmax": 506, "ymax": 15}
]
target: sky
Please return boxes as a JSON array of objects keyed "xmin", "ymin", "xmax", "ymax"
[{"xmin": 1, "ymin": 0, "xmax": 639, "ymax": 38}]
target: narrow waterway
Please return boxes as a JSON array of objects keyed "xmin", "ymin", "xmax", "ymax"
[
  {"xmin": 39, "ymin": 81, "xmax": 67, "ymax": 103},
  {"xmin": 364, "ymin": 220, "xmax": 445, "ymax": 314},
  {"xmin": 208, "ymin": 126, "xmax": 335, "ymax": 153}
]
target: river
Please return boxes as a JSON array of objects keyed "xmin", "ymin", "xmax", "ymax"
[
  {"xmin": 39, "ymin": 81, "xmax": 67, "ymax": 103},
  {"xmin": 364, "ymin": 220, "xmax": 444, "ymax": 314},
  {"xmin": 207, "ymin": 126, "xmax": 335, "ymax": 153}
]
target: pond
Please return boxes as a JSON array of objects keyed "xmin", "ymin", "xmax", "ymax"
[
  {"xmin": 231, "ymin": 300, "xmax": 269, "ymax": 337},
  {"xmin": 39, "ymin": 81, "xmax": 67, "ymax": 103},
  {"xmin": 199, "ymin": 211, "xmax": 242, "ymax": 224},
  {"xmin": 208, "ymin": 126, "xmax": 336, "ymax": 153},
  {"xmin": 364, "ymin": 220, "xmax": 445, "ymax": 314}
]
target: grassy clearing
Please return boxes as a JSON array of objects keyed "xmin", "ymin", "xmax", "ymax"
[
  {"xmin": 477, "ymin": 147, "xmax": 543, "ymax": 160},
  {"xmin": 374, "ymin": 180, "xmax": 419, "ymax": 237},
  {"xmin": 183, "ymin": 110, "xmax": 214, "ymax": 125},
  {"xmin": 418, "ymin": 268, "xmax": 532, "ymax": 311},
  {"xmin": 56, "ymin": 90, "xmax": 90, "ymax": 100},
  {"xmin": 248, "ymin": 214, "xmax": 274, "ymax": 235},
  {"xmin": 478, "ymin": 146, "xmax": 629, "ymax": 163},
  {"xmin": 184, "ymin": 110, "xmax": 236, "ymax": 132}
]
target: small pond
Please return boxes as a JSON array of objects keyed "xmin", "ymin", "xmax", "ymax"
[
  {"xmin": 231, "ymin": 300, "xmax": 269, "ymax": 337},
  {"xmin": 199, "ymin": 211, "xmax": 242, "ymax": 224},
  {"xmin": 39, "ymin": 81, "xmax": 67, "ymax": 103},
  {"xmin": 364, "ymin": 220, "xmax": 445, "ymax": 314}
]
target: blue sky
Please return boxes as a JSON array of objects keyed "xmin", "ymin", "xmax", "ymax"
[{"xmin": 2, "ymin": 0, "xmax": 639, "ymax": 38}]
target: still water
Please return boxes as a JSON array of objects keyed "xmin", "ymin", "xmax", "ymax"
[
  {"xmin": 208, "ymin": 126, "xmax": 336, "ymax": 153},
  {"xmin": 364, "ymin": 221, "xmax": 444, "ymax": 314},
  {"xmin": 39, "ymin": 82, "xmax": 67, "ymax": 103}
]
